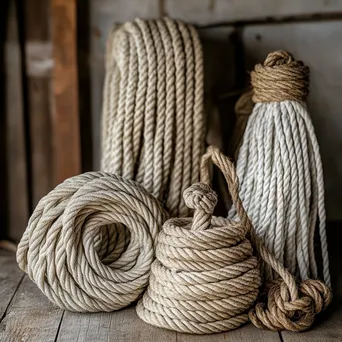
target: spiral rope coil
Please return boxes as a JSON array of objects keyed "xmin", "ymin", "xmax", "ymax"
[
  {"xmin": 137, "ymin": 146, "xmax": 332, "ymax": 334},
  {"xmin": 101, "ymin": 18, "xmax": 205, "ymax": 217},
  {"xmin": 17, "ymin": 172, "xmax": 167, "ymax": 312},
  {"xmin": 228, "ymin": 51, "xmax": 331, "ymax": 287}
]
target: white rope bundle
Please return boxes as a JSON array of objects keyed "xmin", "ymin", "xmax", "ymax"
[
  {"xmin": 228, "ymin": 51, "xmax": 331, "ymax": 287},
  {"xmin": 16, "ymin": 172, "xmax": 167, "ymax": 312},
  {"xmin": 101, "ymin": 18, "xmax": 205, "ymax": 217}
]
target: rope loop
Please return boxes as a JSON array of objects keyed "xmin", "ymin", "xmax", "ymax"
[
  {"xmin": 249, "ymin": 279, "xmax": 331, "ymax": 331},
  {"xmin": 17, "ymin": 172, "xmax": 167, "ymax": 312}
]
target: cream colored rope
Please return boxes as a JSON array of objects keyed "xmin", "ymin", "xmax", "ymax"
[
  {"xmin": 17, "ymin": 172, "xmax": 167, "ymax": 312},
  {"xmin": 101, "ymin": 18, "xmax": 205, "ymax": 217},
  {"xmin": 228, "ymin": 51, "xmax": 331, "ymax": 287},
  {"xmin": 136, "ymin": 146, "xmax": 332, "ymax": 334}
]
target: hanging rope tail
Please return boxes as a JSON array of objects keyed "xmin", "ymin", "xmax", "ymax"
[
  {"xmin": 229, "ymin": 51, "xmax": 331, "ymax": 288},
  {"xmin": 101, "ymin": 18, "xmax": 205, "ymax": 217}
]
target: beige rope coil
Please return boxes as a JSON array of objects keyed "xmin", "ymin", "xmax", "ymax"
[
  {"xmin": 16, "ymin": 172, "xmax": 167, "ymax": 312},
  {"xmin": 136, "ymin": 146, "xmax": 332, "ymax": 334},
  {"xmin": 101, "ymin": 17, "xmax": 205, "ymax": 217}
]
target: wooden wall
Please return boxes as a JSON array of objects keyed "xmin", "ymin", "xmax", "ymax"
[{"xmin": 3, "ymin": 0, "xmax": 342, "ymax": 241}]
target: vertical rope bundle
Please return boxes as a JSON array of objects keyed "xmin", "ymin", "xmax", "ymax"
[
  {"xmin": 228, "ymin": 51, "xmax": 331, "ymax": 287},
  {"xmin": 136, "ymin": 146, "xmax": 331, "ymax": 334},
  {"xmin": 16, "ymin": 172, "xmax": 167, "ymax": 312},
  {"xmin": 101, "ymin": 18, "xmax": 205, "ymax": 217}
]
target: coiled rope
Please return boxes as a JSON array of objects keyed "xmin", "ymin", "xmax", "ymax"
[
  {"xmin": 17, "ymin": 172, "xmax": 167, "ymax": 312},
  {"xmin": 136, "ymin": 146, "xmax": 332, "ymax": 334},
  {"xmin": 228, "ymin": 51, "xmax": 331, "ymax": 287},
  {"xmin": 101, "ymin": 18, "xmax": 205, "ymax": 217}
]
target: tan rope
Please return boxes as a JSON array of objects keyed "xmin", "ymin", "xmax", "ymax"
[
  {"xmin": 251, "ymin": 50, "xmax": 309, "ymax": 103},
  {"xmin": 16, "ymin": 172, "xmax": 167, "ymax": 312},
  {"xmin": 136, "ymin": 146, "xmax": 332, "ymax": 334},
  {"xmin": 101, "ymin": 18, "xmax": 205, "ymax": 217},
  {"xmin": 229, "ymin": 51, "xmax": 331, "ymax": 287}
]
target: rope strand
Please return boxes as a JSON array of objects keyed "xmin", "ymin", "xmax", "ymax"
[
  {"xmin": 228, "ymin": 51, "xmax": 331, "ymax": 287},
  {"xmin": 101, "ymin": 18, "xmax": 205, "ymax": 217}
]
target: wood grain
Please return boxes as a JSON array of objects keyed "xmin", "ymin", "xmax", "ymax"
[
  {"xmin": 51, "ymin": 0, "xmax": 81, "ymax": 184},
  {"xmin": 0, "ymin": 251, "xmax": 24, "ymax": 321},
  {"xmin": 0, "ymin": 276, "xmax": 64, "ymax": 342},
  {"xmin": 5, "ymin": 0, "xmax": 29, "ymax": 241},
  {"xmin": 165, "ymin": 0, "xmax": 342, "ymax": 25},
  {"xmin": 177, "ymin": 323, "xmax": 281, "ymax": 342},
  {"xmin": 242, "ymin": 21, "xmax": 342, "ymax": 220},
  {"xmin": 24, "ymin": 0, "xmax": 53, "ymax": 206},
  {"xmin": 56, "ymin": 306, "xmax": 177, "ymax": 342}
]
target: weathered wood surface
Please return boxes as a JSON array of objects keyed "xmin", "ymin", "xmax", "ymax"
[
  {"xmin": 243, "ymin": 21, "xmax": 342, "ymax": 220},
  {"xmin": 25, "ymin": 0, "xmax": 53, "ymax": 207},
  {"xmin": 57, "ymin": 306, "xmax": 177, "ymax": 342},
  {"xmin": 0, "ymin": 275, "xmax": 64, "ymax": 342},
  {"xmin": 51, "ymin": 0, "xmax": 81, "ymax": 184},
  {"xmin": 165, "ymin": 0, "xmax": 342, "ymax": 24},
  {"xmin": 0, "ymin": 251, "xmax": 24, "ymax": 320},
  {"xmin": 5, "ymin": 0, "xmax": 29, "ymax": 241}
]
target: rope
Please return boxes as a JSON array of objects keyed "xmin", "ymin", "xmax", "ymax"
[
  {"xmin": 228, "ymin": 51, "xmax": 331, "ymax": 287},
  {"xmin": 136, "ymin": 146, "xmax": 332, "ymax": 334},
  {"xmin": 101, "ymin": 18, "xmax": 205, "ymax": 217},
  {"xmin": 16, "ymin": 172, "xmax": 167, "ymax": 312},
  {"xmin": 229, "ymin": 88, "xmax": 254, "ymax": 160}
]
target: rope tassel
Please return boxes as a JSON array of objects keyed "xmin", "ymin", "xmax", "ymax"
[
  {"xmin": 136, "ymin": 146, "xmax": 332, "ymax": 334},
  {"xmin": 228, "ymin": 51, "xmax": 331, "ymax": 287},
  {"xmin": 101, "ymin": 18, "xmax": 205, "ymax": 217}
]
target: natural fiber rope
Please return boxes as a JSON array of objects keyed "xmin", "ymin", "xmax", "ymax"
[
  {"xmin": 16, "ymin": 172, "xmax": 167, "ymax": 312},
  {"xmin": 229, "ymin": 88, "xmax": 255, "ymax": 160},
  {"xmin": 229, "ymin": 51, "xmax": 331, "ymax": 287},
  {"xmin": 251, "ymin": 50, "xmax": 309, "ymax": 103},
  {"xmin": 137, "ymin": 146, "xmax": 332, "ymax": 334},
  {"xmin": 101, "ymin": 18, "xmax": 205, "ymax": 217}
]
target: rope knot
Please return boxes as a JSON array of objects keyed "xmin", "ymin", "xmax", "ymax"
[
  {"xmin": 251, "ymin": 50, "xmax": 310, "ymax": 103},
  {"xmin": 183, "ymin": 182, "xmax": 218, "ymax": 214},
  {"xmin": 249, "ymin": 279, "xmax": 332, "ymax": 331}
]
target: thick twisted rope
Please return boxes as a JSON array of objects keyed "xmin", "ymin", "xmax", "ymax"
[
  {"xmin": 136, "ymin": 146, "xmax": 332, "ymax": 334},
  {"xmin": 229, "ymin": 51, "xmax": 331, "ymax": 287},
  {"xmin": 101, "ymin": 18, "xmax": 205, "ymax": 217},
  {"xmin": 16, "ymin": 172, "xmax": 167, "ymax": 312}
]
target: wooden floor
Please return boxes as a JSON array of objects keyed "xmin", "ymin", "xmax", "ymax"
[{"xmin": 1, "ymin": 224, "xmax": 342, "ymax": 342}]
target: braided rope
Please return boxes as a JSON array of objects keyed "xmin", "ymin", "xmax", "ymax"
[
  {"xmin": 137, "ymin": 146, "xmax": 332, "ymax": 334},
  {"xmin": 16, "ymin": 172, "xmax": 167, "ymax": 312},
  {"xmin": 229, "ymin": 51, "xmax": 331, "ymax": 287},
  {"xmin": 101, "ymin": 18, "xmax": 205, "ymax": 217}
]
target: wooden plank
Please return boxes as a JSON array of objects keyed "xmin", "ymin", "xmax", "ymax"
[
  {"xmin": 51, "ymin": 0, "xmax": 81, "ymax": 184},
  {"xmin": 0, "ymin": 275, "xmax": 64, "ymax": 342},
  {"xmin": 25, "ymin": 0, "xmax": 53, "ymax": 206},
  {"xmin": 177, "ymin": 323, "xmax": 280, "ymax": 342},
  {"xmin": 0, "ymin": 251, "xmax": 24, "ymax": 321},
  {"xmin": 242, "ymin": 21, "xmax": 342, "ymax": 221},
  {"xmin": 56, "ymin": 306, "xmax": 177, "ymax": 342},
  {"xmin": 5, "ymin": 0, "xmax": 29, "ymax": 241},
  {"xmin": 165, "ymin": 0, "xmax": 342, "ymax": 25}
]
